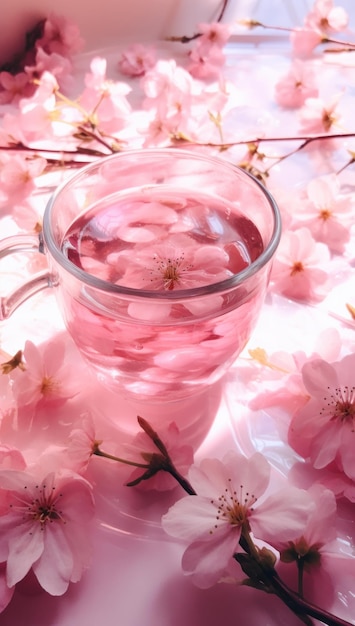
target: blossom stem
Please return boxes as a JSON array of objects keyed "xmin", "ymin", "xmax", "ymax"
[
  {"xmin": 166, "ymin": 0, "xmax": 230, "ymax": 43},
  {"xmin": 136, "ymin": 416, "xmax": 197, "ymax": 494},
  {"xmin": 175, "ymin": 131, "xmax": 355, "ymax": 149},
  {"xmin": 268, "ymin": 570, "xmax": 353, "ymax": 626},
  {"xmin": 55, "ymin": 89, "xmax": 92, "ymax": 118},
  {"xmin": 163, "ymin": 463, "xmax": 197, "ymax": 496},
  {"xmin": 76, "ymin": 125, "xmax": 117, "ymax": 153},
  {"xmin": 238, "ymin": 528, "xmax": 352, "ymax": 626},
  {"xmin": 0, "ymin": 143, "xmax": 107, "ymax": 158},
  {"xmin": 93, "ymin": 446, "xmax": 150, "ymax": 469},
  {"xmin": 247, "ymin": 21, "xmax": 355, "ymax": 50}
]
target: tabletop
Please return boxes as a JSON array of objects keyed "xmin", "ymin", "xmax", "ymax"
[{"xmin": 0, "ymin": 4, "xmax": 355, "ymax": 626}]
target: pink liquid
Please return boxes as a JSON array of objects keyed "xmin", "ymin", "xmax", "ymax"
[{"xmin": 61, "ymin": 188, "xmax": 266, "ymax": 399}]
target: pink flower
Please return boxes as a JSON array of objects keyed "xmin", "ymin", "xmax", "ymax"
[
  {"xmin": 26, "ymin": 48, "xmax": 74, "ymax": 91},
  {"xmin": 275, "ymin": 486, "xmax": 354, "ymax": 609},
  {"xmin": 0, "ymin": 468, "xmax": 94, "ymax": 595},
  {"xmin": 290, "ymin": 28, "xmax": 323, "ymax": 57},
  {"xmin": 35, "ymin": 13, "xmax": 84, "ymax": 58},
  {"xmin": 107, "ymin": 232, "xmax": 235, "ymax": 293},
  {"xmin": 187, "ymin": 46, "xmax": 226, "ymax": 79},
  {"xmin": 270, "ymin": 227, "xmax": 330, "ymax": 303},
  {"xmin": 304, "ymin": 0, "xmax": 349, "ymax": 34},
  {"xmin": 0, "ymin": 154, "xmax": 47, "ymax": 201},
  {"xmin": 288, "ymin": 352, "xmax": 355, "ymax": 481},
  {"xmin": 67, "ymin": 414, "xmax": 101, "ymax": 473},
  {"xmin": 290, "ymin": 459, "xmax": 355, "ymax": 503},
  {"xmin": 248, "ymin": 327, "xmax": 342, "ymax": 421},
  {"xmin": 299, "ymin": 94, "xmax": 342, "ymax": 134},
  {"xmin": 141, "ymin": 59, "xmax": 194, "ymax": 128},
  {"xmin": 162, "ymin": 451, "xmax": 313, "ymax": 588},
  {"xmin": 81, "ymin": 57, "xmax": 131, "ymax": 131},
  {"xmin": 10, "ymin": 339, "xmax": 80, "ymax": 410},
  {"xmin": 292, "ymin": 175, "xmax": 354, "ymax": 253},
  {"xmin": 274, "ymin": 60, "xmax": 318, "ymax": 109},
  {"xmin": 125, "ymin": 422, "xmax": 194, "ymax": 491},
  {"xmin": 197, "ymin": 22, "xmax": 231, "ymax": 49},
  {"xmin": 118, "ymin": 44, "xmax": 156, "ymax": 77},
  {"xmin": 0, "ymin": 446, "xmax": 26, "ymax": 472},
  {"xmin": 0, "ymin": 72, "xmax": 33, "ymax": 104},
  {"xmin": 17, "ymin": 71, "xmax": 65, "ymax": 141}
]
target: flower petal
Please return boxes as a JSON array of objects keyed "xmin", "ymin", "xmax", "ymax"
[
  {"xmin": 33, "ymin": 524, "xmax": 73, "ymax": 595},
  {"xmin": 181, "ymin": 529, "xmax": 240, "ymax": 588},
  {"xmin": 6, "ymin": 523, "xmax": 44, "ymax": 586},
  {"xmin": 162, "ymin": 496, "xmax": 224, "ymax": 541},
  {"xmin": 251, "ymin": 487, "xmax": 314, "ymax": 545}
]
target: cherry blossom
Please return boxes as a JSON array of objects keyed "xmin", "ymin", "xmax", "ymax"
[
  {"xmin": 197, "ymin": 22, "xmax": 232, "ymax": 49},
  {"xmin": 10, "ymin": 339, "xmax": 81, "ymax": 411},
  {"xmin": 125, "ymin": 421, "xmax": 194, "ymax": 491},
  {"xmin": 162, "ymin": 451, "xmax": 313, "ymax": 588},
  {"xmin": 289, "ymin": 459, "xmax": 355, "ymax": 503},
  {"xmin": 299, "ymin": 93, "xmax": 342, "ymax": 134},
  {"xmin": 0, "ymin": 154, "xmax": 47, "ymax": 202},
  {"xmin": 108, "ymin": 233, "xmax": 234, "ymax": 292},
  {"xmin": 288, "ymin": 352, "xmax": 355, "ymax": 481},
  {"xmin": 15, "ymin": 71, "xmax": 67, "ymax": 142},
  {"xmin": 0, "ymin": 72, "xmax": 33, "ymax": 104},
  {"xmin": 67, "ymin": 414, "xmax": 102, "ymax": 473},
  {"xmin": 141, "ymin": 59, "xmax": 194, "ymax": 132},
  {"xmin": 270, "ymin": 227, "xmax": 330, "ymax": 302},
  {"xmin": 185, "ymin": 23, "xmax": 231, "ymax": 79},
  {"xmin": 187, "ymin": 46, "xmax": 226, "ymax": 79},
  {"xmin": 274, "ymin": 59, "xmax": 319, "ymax": 109},
  {"xmin": 35, "ymin": 13, "xmax": 84, "ymax": 58},
  {"xmin": 290, "ymin": 28, "xmax": 324, "ymax": 58},
  {"xmin": 80, "ymin": 57, "xmax": 131, "ymax": 131},
  {"xmin": 275, "ymin": 485, "xmax": 354, "ymax": 608},
  {"xmin": 304, "ymin": 0, "xmax": 349, "ymax": 34},
  {"xmin": 291, "ymin": 174, "xmax": 355, "ymax": 254},
  {"xmin": 118, "ymin": 44, "xmax": 156, "ymax": 77},
  {"xmin": 248, "ymin": 327, "xmax": 342, "ymax": 420},
  {"xmin": 0, "ymin": 468, "xmax": 94, "ymax": 595},
  {"xmin": 26, "ymin": 48, "xmax": 74, "ymax": 91}
]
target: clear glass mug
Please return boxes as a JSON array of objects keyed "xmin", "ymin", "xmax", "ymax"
[{"xmin": 0, "ymin": 148, "xmax": 281, "ymax": 406}]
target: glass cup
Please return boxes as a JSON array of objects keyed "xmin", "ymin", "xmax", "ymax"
[{"xmin": 0, "ymin": 148, "xmax": 281, "ymax": 434}]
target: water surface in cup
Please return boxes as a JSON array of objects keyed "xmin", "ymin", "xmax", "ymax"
[{"xmin": 62, "ymin": 187, "xmax": 263, "ymax": 291}]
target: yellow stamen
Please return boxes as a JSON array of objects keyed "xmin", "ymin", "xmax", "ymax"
[{"xmin": 248, "ymin": 347, "xmax": 290, "ymax": 373}]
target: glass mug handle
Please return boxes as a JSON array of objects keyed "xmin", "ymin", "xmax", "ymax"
[{"xmin": 0, "ymin": 233, "xmax": 53, "ymax": 321}]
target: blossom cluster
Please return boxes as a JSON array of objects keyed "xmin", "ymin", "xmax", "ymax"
[{"xmin": 0, "ymin": 1, "xmax": 355, "ymax": 624}]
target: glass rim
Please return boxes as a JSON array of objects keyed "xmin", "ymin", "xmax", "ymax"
[{"xmin": 43, "ymin": 147, "xmax": 282, "ymax": 300}]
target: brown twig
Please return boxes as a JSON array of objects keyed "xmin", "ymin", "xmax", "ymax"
[{"xmin": 166, "ymin": 0, "xmax": 230, "ymax": 43}]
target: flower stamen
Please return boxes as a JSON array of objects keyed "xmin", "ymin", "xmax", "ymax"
[
  {"xmin": 290, "ymin": 261, "xmax": 304, "ymax": 276},
  {"xmin": 322, "ymin": 385, "xmax": 355, "ymax": 425},
  {"xmin": 210, "ymin": 482, "xmax": 257, "ymax": 534},
  {"xmin": 150, "ymin": 252, "xmax": 193, "ymax": 291}
]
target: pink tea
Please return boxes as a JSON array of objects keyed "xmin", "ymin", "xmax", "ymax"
[{"xmin": 60, "ymin": 188, "xmax": 266, "ymax": 398}]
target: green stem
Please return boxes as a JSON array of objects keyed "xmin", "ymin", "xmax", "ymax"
[{"xmin": 93, "ymin": 446, "xmax": 150, "ymax": 469}]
